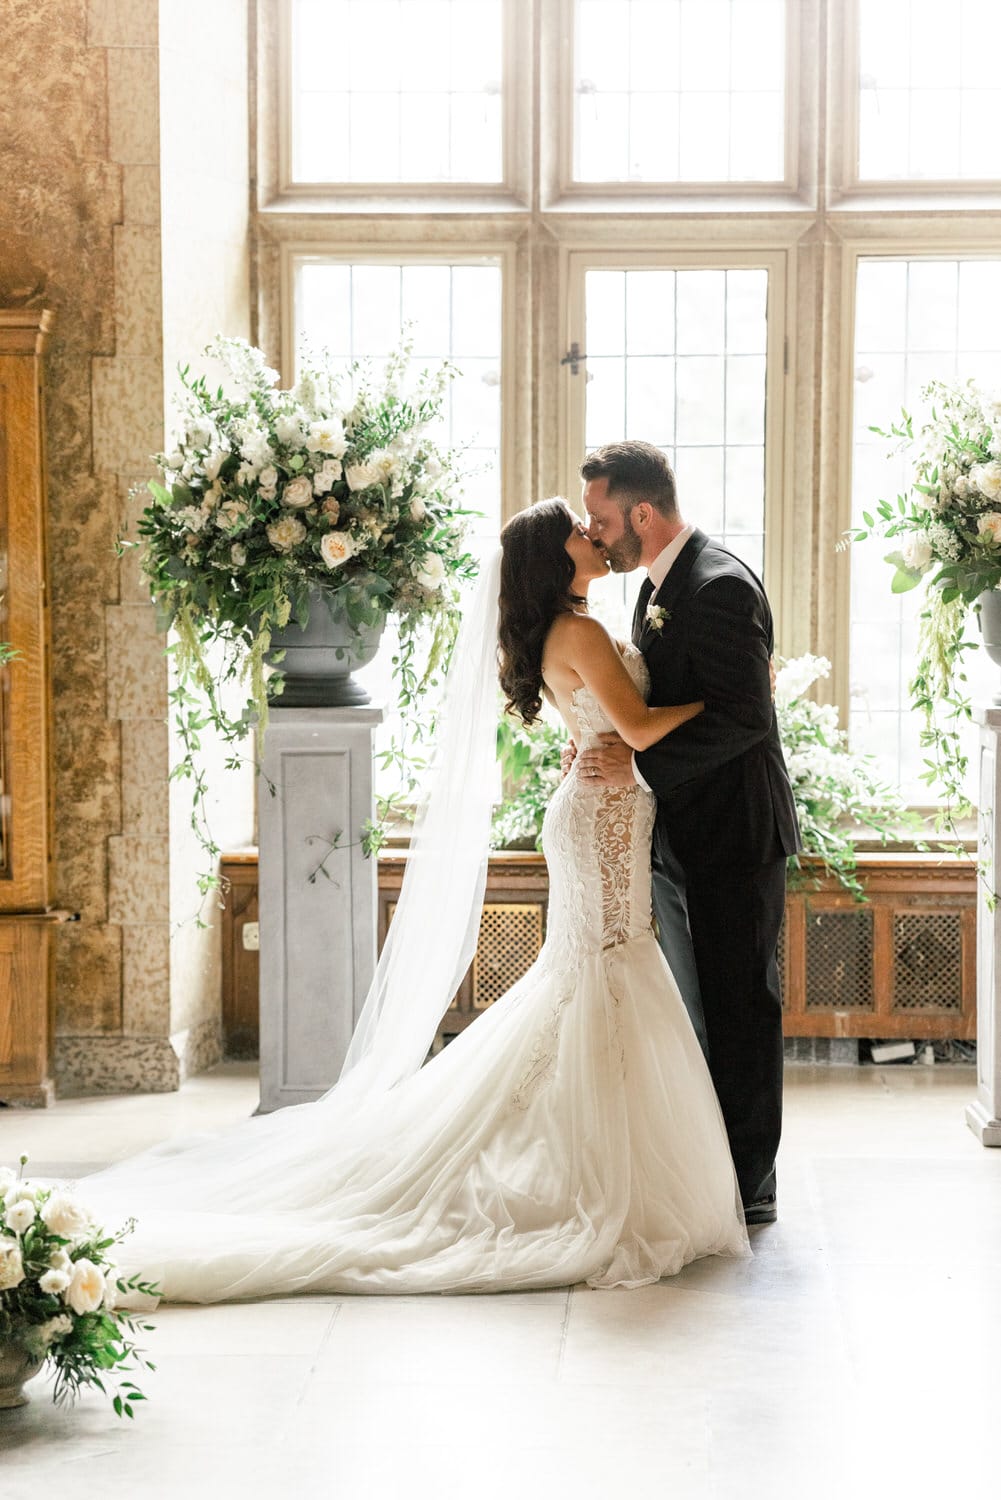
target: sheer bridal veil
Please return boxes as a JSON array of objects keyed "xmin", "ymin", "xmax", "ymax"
[
  {"xmin": 82, "ymin": 548, "xmax": 503, "ymax": 1217},
  {"xmin": 334, "ymin": 544, "xmax": 503, "ymax": 1097}
]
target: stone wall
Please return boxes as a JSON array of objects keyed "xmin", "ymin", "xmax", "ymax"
[{"xmin": 0, "ymin": 0, "xmax": 253, "ymax": 1093}]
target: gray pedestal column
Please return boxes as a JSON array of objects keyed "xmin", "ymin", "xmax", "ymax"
[
  {"xmin": 967, "ymin": 706, "xmax": 1001, "ymax": 1146},
  {"xmin": 257, "ymin": 705, "xmax": 383, "ymax": 1113}
]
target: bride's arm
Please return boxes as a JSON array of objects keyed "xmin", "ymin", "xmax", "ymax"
[{"xmin": 556, "ymin": 615, "xmax": 703, "ymax": 753}]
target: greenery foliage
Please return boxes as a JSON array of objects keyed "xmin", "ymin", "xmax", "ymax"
[
  {"xmin": 775, "ymin": 655, "xmax": 922, "ymax": 899},
  {"xmin": 128, "ymin": 337, "xmax": 477, "ymax": 917},
  {"xmin": 847, "ymin": 379, "xmax": 1001, "ymax": 829},
  {"xmin": 0, "ymin": 1158, "xmax": 158, "ymax": 1416}
]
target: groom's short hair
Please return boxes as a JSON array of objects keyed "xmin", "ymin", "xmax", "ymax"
[{"xmin": 580, "ymin": 442, "xmax": 678, "ymax": 519}]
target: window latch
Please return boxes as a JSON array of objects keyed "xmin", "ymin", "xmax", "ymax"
[{"xmin": 560, "ymin": 342, "xmax": 586, "ymax": 375}]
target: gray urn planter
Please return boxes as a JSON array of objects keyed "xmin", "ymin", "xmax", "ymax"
[
  {"xmin": 978, "ymin": 590, "xmax": 1001, "ymax": 704},
  {"xmin": 265, "ymin": 588, "xmax": 386, "ymax": 708}
]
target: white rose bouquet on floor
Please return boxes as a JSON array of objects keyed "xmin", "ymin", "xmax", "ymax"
[
  {"xmin": 848, "ymin": 379, "xmax": 1001, "ymax": 821},
  {"xmin": 0, "ymin": 1159, "xmax": 158, "ymax": 1414},
  {"xmin": 131, "ymin": 336, "xmax": 478, "ymax": 909}
]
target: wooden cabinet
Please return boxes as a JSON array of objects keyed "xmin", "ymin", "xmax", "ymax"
[
  {"xmin": 0, "ymin": 309, "xmax": 67, "ymax": 1106},
  {"xmin": 219, "ymin": 849, "xmax": 977, "ymax": 1056}
]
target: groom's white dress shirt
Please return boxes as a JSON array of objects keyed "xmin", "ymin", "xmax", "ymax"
[{"xmin": 632, "ymin": 524, "xmax": 693, "ymax": 788}]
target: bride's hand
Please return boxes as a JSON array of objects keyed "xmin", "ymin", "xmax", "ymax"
[
  {"xmin": 577, "ymin": 733, "xmax": 635, "ymax": 788},
  {"xmin": 560, "ymin": 739, "xmax": 578, "ymax": 779}
]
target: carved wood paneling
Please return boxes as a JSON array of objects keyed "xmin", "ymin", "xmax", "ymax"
[{"xmin": 220, "ymin": 850, "xmax": 977, "ymax": 1055}]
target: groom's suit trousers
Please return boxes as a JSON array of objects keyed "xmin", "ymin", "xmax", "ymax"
[
  {"xmin": 650, "ymin": 840, "xmax": 708, "ymax": 1057},
  {"xmin": 684, "ymin": 857, "xmax": 787, "ymax": 1206}
]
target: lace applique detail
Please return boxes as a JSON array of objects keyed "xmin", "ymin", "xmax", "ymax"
[{"xmin": 508, "ymin": 643, "xmax": 656, "ymax": 1111}]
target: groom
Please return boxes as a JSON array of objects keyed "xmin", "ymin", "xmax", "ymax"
[{"xmin": 576, "ymin": 441, "xmax": 801, "ymax": 1224}]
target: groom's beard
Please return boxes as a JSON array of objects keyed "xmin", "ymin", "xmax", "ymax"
[{"xmin": 600, "ymin": 515, "xmax": 643, "ymax": 573}]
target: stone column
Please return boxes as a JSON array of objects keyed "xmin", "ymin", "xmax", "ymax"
[
  {"xmin": 257, "ymin": 705, "xmax": 384, "ymax": 1113},
  {"xmin": 967, "ymin": 706, "xmax": 1001, "ymax": 1146}
]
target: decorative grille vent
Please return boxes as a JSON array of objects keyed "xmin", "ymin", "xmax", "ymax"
[
  {"xmin": 472, "ymin": 903, "xmax": 545, "ymax": 1009},
  {"xmin": 893, "ymin": 913, "xmax": 962, "ymax": 1011},
  {"xmin": 805, "ymin": 908, "xmax": 874, "ymax": 1010}
]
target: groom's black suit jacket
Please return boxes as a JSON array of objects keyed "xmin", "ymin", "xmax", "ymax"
[{"xmin": 632, "ymin": 529, "xmax": 801, "ymax": 873}]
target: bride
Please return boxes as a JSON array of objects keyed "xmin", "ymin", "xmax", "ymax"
[{"xmin": 84, "ymin": 498, "xmax": 749, "ymax": 1301}]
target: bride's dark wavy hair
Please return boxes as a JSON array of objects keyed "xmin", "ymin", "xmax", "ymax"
[{"xmin": 498, "ymin": 498, "xmax": 585, "ymax": 727}]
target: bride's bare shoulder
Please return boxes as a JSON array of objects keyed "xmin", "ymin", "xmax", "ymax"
[{"xmin": 546, "ymin": 612, "xmax": 616, "ymax": 653}]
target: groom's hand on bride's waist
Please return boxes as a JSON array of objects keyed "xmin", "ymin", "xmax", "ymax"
[{"xmin": 578, "ymin": 734, "xmax": 635, "ymax": 787}]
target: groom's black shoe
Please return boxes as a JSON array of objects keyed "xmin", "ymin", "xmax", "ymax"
[{"xmin": 743, "ymin": 1195, "xmax": 777, "ymax": 1226}]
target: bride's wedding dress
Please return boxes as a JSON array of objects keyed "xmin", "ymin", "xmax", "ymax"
[{"xmin": 86, "ymin": 644, "xmax": 748, "ymax": 1302}]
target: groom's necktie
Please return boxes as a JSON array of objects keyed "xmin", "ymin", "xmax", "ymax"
[{"xmin": 631, "ymin": 575, "xmax": 655, "ymax": 647}]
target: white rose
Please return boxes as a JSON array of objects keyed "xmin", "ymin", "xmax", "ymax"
[
  {"xmin": 202, "ymin": 449, "xmax": 228, "ymax": 483},
  {"xmin": 179, "ymin": 505, "xmax": 208, "ymax": 533},
  {"xmin": 901, "ymin": 535, "xmax": 932, "ymax": 571},
  {"xmin": 409, "ymin": 495, "xmax": 427, "ymax": 522},
  {"xmin": 281, "ymin": 475, "xmax": 314, "ymax": 509},
  {"xmin": 312, "ymin": 459, "xmax": 342, "ymax": 495},
  {"xmin": 39, "ymin": 1268, "xmax": 71, "ymax": 1295},
  {"xmin": 320, "ymin": 531, "xmax": 356, "ymax": 569},
  {"xmin": 6, "ymin": 1180, "xmax": 39, "ymax": 1204},
  {"xmin": 978, "ymin": 512, "xmax": 1001, "ymax": 545},
  {"xmin": 49, "ymin": 1248, "xmax": 72, "ymax": 1273},
  {"xmin": 165, "ymin": 450, "xmax": 185, "ymax": 472},
  {"xmin": 4, "ymin": 1199, "xmax": 36, "ymax": 1235},
  {"xmin": 0, "ymin": 1242, "xmax": 24, "ymax": 1290},
  {"xmin": 239, "ymin": 428, "xmax": 273, "ymax": 469},
  {"xmin": 267, "ymin": 517, "xmax": 307, "ymax": 553},
  {"xmin": 275, "ymin": 414, "xmax": 305, "ymax": 446},
  {"xmin": 345, "ymin": 461, "xmax": 380, "ymax": 492},
  {"xmin": 66, "ymin": 1258, "xmax": 105, "ymax": 1315},
  {"xmin": 231, "ymin": 543, "xmax": 247, "ymax": 567},
  {"xmin": 972, "ymin": 462, "xmax": 1001, "ymax": 500},
  {"xmin": 306, "ymin": 419, "xmax": 347, "ymax": 458},
  {"xmin": 258, "ymin": 465, "xmax": 278, "ymax": 490},
  {"xmin": 415, "ymin": 553, "xmax": 446, "ymax": 592},
  {"xmin": 41, "ymin": 1192, "xmax": 91, "ymax": 1239}
]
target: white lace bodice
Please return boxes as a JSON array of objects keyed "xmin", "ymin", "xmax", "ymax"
[{"xmin": 540, "ymin": 644, "xmax": 656, "ymax": 964}]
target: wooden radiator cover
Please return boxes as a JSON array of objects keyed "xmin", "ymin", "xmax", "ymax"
[{"xmin": 218, "ymin": 850, "xmax": 977, "ymax": 1055}]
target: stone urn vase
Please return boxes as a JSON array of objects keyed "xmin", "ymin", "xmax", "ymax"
[
  {"xmin": 0, "ymin": 1343, "xmax": 45, "ymax": 1408},
  {"xmin": 265, "ymin": 588, "xmax": 386, "ymax": 708},
  {"xmin": 978, "ymin": 590, "xmax": 1001, "ymax": 705}
]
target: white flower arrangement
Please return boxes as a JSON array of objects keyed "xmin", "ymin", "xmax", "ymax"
[
  {"xmin": 645, "ymin": 603, "xmax": 669, "ymax": 633},
  {"xmin": 775, "ymin": 654, "xmax": 920, "ymax": 898},
  {"xmin": 848, "ymin": 379, "xmax": 1001, "ymax": 821},
  {"xmin": 130, "ymin": 335, "xmax": 479, "ymax": 909},
  {"xmin": 0, "ymin": 1159, "xmax": 158, "ymax": 1414}
]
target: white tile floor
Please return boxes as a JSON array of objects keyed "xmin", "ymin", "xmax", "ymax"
[{"xmin": 1, "ymin": 1063, "xmax": 999, "ymax": 1500}]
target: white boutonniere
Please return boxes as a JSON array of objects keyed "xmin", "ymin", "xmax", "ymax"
[{"xmin": 645, "ymin": 603, "xmax": 670, "ymax": 633}]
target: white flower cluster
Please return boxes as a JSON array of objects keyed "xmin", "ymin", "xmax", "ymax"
[
  {"xmin": 146, "ymin": 337, "xmax": 465, "ymax": 618},
  {"xmin": 863, "ymin": 381, "xmax": 1001, "ymax": 594},
  {"xmin": 1, "ymin": 1168, "xmax": 116, "ymax": 1318},
  {"xmin": 774, "ymin": 655, "xmax": 906, "ymax": 823}
]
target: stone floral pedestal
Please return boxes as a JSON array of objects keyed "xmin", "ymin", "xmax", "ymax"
[
  {"xmin": 257, "ymin": 705, "xmax": 383, "ymax": 1113},
  {"xmin": 967, "ymin": 706, "xmax": 1001, "ymax": 1146}
]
